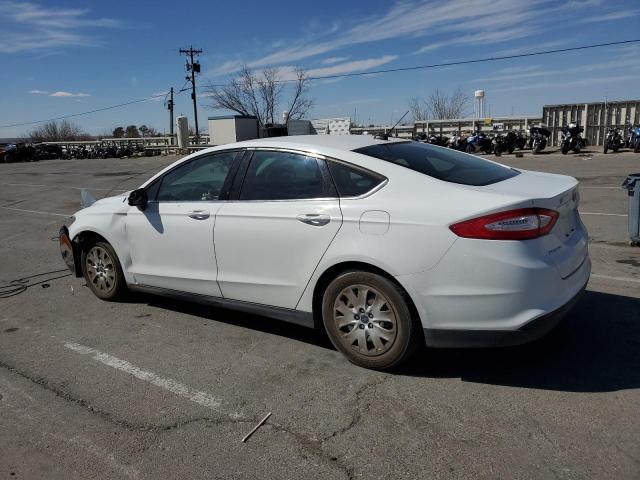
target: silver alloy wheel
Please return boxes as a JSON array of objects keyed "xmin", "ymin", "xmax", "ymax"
[
  {"xmin": 85, "ymin": 246, "xmax": 116, "ymax": 294},
  {"xmin": 333, "ymin": 284, "xmax": 398, "ymax": 357}
]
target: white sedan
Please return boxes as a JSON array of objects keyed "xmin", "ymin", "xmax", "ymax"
[{"xmin": 59, "ymin": 135, "xmax": 590, "ymax": 370}]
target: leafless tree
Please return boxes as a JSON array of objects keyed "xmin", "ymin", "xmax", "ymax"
[
  {"xmin": 408, "ymin": 88, "xmax": 469, "ymax": 121},
  {"xmin": 408, "ymin": 96, "xmax": 429, "ymax": 122},
  {"xmin": 427, "ymin": 88, "xmax": 469, "ymax": 119},
  {"xmin": 27, "ymin": 120, "xmax": 89, "ymax": 142},
  {"xmin": 205, "ymin": 65, "xmax": 313, "ymax": 127}
]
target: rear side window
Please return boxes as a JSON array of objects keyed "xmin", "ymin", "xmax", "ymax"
[
  {"xmin": 354, "ymin": 142, "xmax": 519, "ymax": 186},
  {"xmin": 239, "ymin": 151, "xmax": 326, "ymax": 200},
  {"xmin": 327, "ymin": 161, "xmax": 385, "ymax": 197}
]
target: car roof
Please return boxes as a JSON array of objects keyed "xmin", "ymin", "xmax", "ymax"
[{"xmin": 226, "ymin": 134, "xmax": 408, "ymax": 152}]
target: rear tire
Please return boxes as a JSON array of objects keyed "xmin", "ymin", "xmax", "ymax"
[
  {"xmin": 322, "ymin": 271, "xmax": 420, "ymax": 370},
  {"xmin": 604, "ymin": 144, "xmax": 608, "ymax": 154},
  {"xmin": 81, "ymin": 241, "xmax": 127, "ymax": 301}
]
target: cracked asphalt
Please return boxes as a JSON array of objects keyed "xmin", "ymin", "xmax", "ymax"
[{"xmin": 0, "ymin": 147, "xmax": 639, "ymax": 479}]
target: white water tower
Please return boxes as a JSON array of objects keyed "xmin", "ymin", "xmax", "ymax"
[{"xmin": 475, "ymin": 90, "xmax": 486, "ymax": 118}]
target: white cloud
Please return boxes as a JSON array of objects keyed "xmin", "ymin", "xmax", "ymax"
[
  {"xmin": 415, "ymin": 27, "xmax": 533, "ymax": 54},
  {"xmin": 0, "ymin": 1, "xmax": 119, "ymax": 53},
  {"xmin": 578, "ymin": 10, "xmax": 640, "ymax": 23},
  {"xmin": 320, "ymin": 56, "xmax": 350, "ymax": 65},
  {"xmin": 50, "ymin": 91, "xmax": 90, "ymax": 97},
  {"xmin": 307, "ymin": 55, "xmax": 397, "ymax": 77},
  {"xmin": 28, "ymin": 89, "xmax": 48, "ymax": 94}
]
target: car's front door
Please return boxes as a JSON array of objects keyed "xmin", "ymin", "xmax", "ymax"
[
  {"xmin": 125, "ymin": 150, "xmax": 240, "ymax": 296},
  {"xmin": 215, "ymin": 149, "xmax": 342, "ymax": 309}
]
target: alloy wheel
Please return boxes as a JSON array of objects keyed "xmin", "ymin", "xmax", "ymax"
[
  {"xmin": 333, "ymin": 284, "xmax": 398, "ymax": 357},
  {"xmin": 85, "ymin": 246, "xmax": 117, "ymax": 294}
]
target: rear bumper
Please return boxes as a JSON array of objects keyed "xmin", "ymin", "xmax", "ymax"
[{"xmin": 423, "ymin": 279, "xmax": 587, "ymax": 348}]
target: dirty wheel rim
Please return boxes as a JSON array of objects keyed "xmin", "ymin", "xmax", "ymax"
[
  {"xmin": 333, "ymin": 284, "xmax": 398, "ymax": 357},
  {"xmin": 86, "ymin": 246, "xmax": 116, "ymax": 294}
]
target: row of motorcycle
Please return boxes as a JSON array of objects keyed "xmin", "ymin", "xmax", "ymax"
[
  {"xmin": 0, "ymin": 142, "xmax": 164, "ymax": 163},
  {"xmin": 603, "ymin": 125, "xmax": 640, "ymax": 154},
  {"xmin": 416, "ymin": 124, "xmax": 640, "ymax": 156},
  {"xmin": 416, "ymin": 127, "xmax": 556, "ymax": 156}
]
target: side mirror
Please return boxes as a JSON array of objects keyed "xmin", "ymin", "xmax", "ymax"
[{"xmin": 128, "ymin": 188, "xmax": 148, "ymax": 210}]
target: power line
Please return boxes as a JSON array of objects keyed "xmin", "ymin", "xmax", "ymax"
[
  {"xmin": 2, "ymin": 38, "xmax": 638, "ymax": 130},
  {"xmin": 205, "ymin": 38, "xmax": 640, "ymax": 87},
  {"xmin": 0, "ymin": 93, "xmax": 168, "ymax": 129}
]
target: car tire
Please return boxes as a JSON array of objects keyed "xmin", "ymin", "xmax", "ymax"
[
  {"xmin": 81, "ymin": 241, "xmax": 127, "ymax": 301},
  {"xmin": 321, "ymin": 271, "xmax": 420, "ymax": 370}
]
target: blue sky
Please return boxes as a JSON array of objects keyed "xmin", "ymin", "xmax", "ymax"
[{"xmin": 1, "ymin": 0, "xmax": 639, "ymax": 136}]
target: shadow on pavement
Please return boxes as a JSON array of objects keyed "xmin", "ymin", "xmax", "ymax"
[
  {"xmin": 141, "ymin": 289, "xmax": 639, "ymax": 393},
  {"xmin": 400, "ymin": 290, "xmax": 640, "ymax": 393}
]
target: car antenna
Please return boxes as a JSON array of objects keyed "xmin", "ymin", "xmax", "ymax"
[{"xmin": 375, "ymin": 111, "xmax": 409, "ymax": 140}]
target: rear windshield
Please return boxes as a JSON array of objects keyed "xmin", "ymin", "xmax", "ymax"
[{"xmin": 354, "ymin": 142, "xmax": 519, "ymax": 186}]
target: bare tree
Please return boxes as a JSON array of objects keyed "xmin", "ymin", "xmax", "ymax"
[
  {"xmin": 408, "ymin": 96, "xmax": 429, "ymax": 122},
  {"xmin": 28, "ymin": 120, "xmax": 88, "ymax": 142},
  {"xmin": 426, "ymin": 88, "xmax": 469, "ymax": 119},
  {"xmin": 205, "ymin": 65, "xmax": 313, "ymax": 127},
  {"xmin": 408, "ymin": 89, "xmax": 469, "ymax": 121}
]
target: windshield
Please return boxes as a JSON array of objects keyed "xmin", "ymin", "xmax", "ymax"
[{"xmin": 354, "ymin": 141, "xmax": 519, "ymax": 186}]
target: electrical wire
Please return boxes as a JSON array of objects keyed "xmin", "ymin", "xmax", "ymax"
[
  {"xmin": 2, "ymin": 38, "xmax": 639, "ymax": 129},
  {"xmin": 0, "ymin": 93, "xmax": 169, "ymax": 129},
  {"xmin": 0, "ymin": 268, "xmax": 71, "ymax": 299},
  {"xmin": 205, "ymin": 38, "xmax": 640, "ymax": 87}
]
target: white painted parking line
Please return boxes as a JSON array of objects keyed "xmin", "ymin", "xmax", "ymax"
[
  {"xmin": 0, "ymin": 206, "xmax": 71, "ymax": 217},
  {"xmin": 581, "ymin": 186, "xmax": 620, "ymax": 189},
  {"xmin": 1, "ymin": 182, "xmax": 127, "ymax": 192},
  {"xmin": 592, "ymin": 274, "xmax": 640, "ymax": 284},
  {"xmin": 64, "ymin": 342, "xmax": 222, "ymax": 410},
  {"xmin": 580, "ymin": 212, "xmax": 627, "ymax": 217}
]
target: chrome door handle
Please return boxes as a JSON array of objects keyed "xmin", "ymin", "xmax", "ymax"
[
  {"xmin": 297, "ymin": 214, "xmax": 331, "ymax": 227},
  {"xmin": 188, "ymin": 210, "xmax": 210, "ymax": 220}
]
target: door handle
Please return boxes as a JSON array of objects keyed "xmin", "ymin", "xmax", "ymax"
[
  {"xmin": 297, "ymin": 214, "xmax": 331, "ymax": 227},
  {"xmin": 188, "ymin": 210, "xmax": 210, "ymax": 220}
]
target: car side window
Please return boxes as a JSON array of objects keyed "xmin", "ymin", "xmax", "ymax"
[
  {"xmin": 327, "ymin": 161, "xmax": 386, "ymax": 197},
  {"xmin": 239, "ymin": 151, "xmax": 326, "ymax": 200},
  {"xmin": 156, "ymin": 151, "xmax": 238, "ymax": 202}
]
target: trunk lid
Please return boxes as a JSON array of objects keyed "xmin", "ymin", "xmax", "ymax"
[{"xmin": 465, "ymin": 169, "xmax": 588, "ymax": 278}]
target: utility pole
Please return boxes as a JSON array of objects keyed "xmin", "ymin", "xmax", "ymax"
[
  {"xmin": 179, "ymin": 46, "xmax": 203, "ymax": 142},
  {"xmin": 167, "ymin": 87, "xmax": 174, "ymax": 139}
]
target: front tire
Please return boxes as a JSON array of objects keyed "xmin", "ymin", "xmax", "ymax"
[
  {"xmin": 81, "ymin": 241, "xmax": 127, "ymax": 301},
  {"xmin": 322, "ymin": 271, "xmax": 420, "ymax": 370}
]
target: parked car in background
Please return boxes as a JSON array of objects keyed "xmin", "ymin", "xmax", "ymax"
[{"xmin": 60, "ymin": 135, "xmax": 590, "ymax": 370}]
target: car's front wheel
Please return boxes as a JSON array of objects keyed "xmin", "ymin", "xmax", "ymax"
[
  {"xmin": 322, "ymin": 271, "xmax": 420, "ymax": 370},
  {"xmin": 81, "ymin": 241, "xmax": 126, "ymax": 301}
]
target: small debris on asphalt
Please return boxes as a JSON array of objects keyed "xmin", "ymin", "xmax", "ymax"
[
  {"xmin": 41, "ymin": 283, "xmax": 50, "ymax": 289},
  {"xmin": 242, "ymin": 412, "xmax": 272, "ymax": 443}
]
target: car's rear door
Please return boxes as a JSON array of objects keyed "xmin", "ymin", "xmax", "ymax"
[
  {"xmin": 125, "ymin": 150, "xmax": 241, "ymax": 296},
  {"xmin": 214, "ymin": 149, "xmax": 342, "ymax": 308}
]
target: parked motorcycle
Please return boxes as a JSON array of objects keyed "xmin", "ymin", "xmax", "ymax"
[
  {"xmin": 629, "ymin": 125, "xmax": 640, "ymax": 153},
  {"xmin": 560, "ymin": 124, "xmax": 585, "ymax": 154},
  {"xmin": 465, "ymin": 131, "xmax": 493, "ymax": 154},
  {"xmin": 427, "ymin": 134, "xmax": 449, "ymax": 147},
  {"xmin": 515, "ymin": 130, "xmax": 528, "ymax": 150},
  {"xmin": 447, "ymin": 132, "xmax": 467, "ymax": 151},
  {"xmin": 603, "ymin": 127, "xmax": 623, "ymax": 154},
  {"xmin": 529, "ymin": 126, "xmax": 551, "ymax": 154}
]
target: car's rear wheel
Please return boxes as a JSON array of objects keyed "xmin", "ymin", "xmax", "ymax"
[
  {"xmin": 81, "ymin": 241, "xmax": 126, "ymax": 301},
  {"xmin": 322, "ymin": 271, "xmax": 419, "ymax": 370}
]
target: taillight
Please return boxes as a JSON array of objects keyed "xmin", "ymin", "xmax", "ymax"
[{"xmin": 449, "ymin": 208, "xmax": 559, "ymax": 240}]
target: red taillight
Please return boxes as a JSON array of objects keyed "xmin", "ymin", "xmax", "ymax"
[{"xmin": 449, "ymin": 208, "xmax": 559, "ymax": 240}]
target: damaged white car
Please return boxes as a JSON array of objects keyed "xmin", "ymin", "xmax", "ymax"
[{"xmin": 60, "ymin": 135, "xmax": 590, "ymax": 370}]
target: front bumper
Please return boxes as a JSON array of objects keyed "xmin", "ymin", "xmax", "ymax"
[
  {"xmin": 423, "ymin": 279, "xmax": 587, "ymax": 348},
  {"xmin": 59, "ymin": 226, "xmax": 77, "ymax": 274}
]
